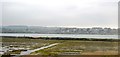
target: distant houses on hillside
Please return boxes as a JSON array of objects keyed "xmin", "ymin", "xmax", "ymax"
[{"xmin": 1, "ymin": 26, "xmax": 118, "ymax": 35}]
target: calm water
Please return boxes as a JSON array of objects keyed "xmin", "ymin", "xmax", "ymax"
[{"xmin": 0, "ymin": 33, "xmax": 118, "ymax": 39}]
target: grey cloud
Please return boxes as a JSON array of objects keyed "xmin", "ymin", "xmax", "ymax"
[{"xmin": 2, "ymin": 0, "xmax": 118, "ymax": 28}]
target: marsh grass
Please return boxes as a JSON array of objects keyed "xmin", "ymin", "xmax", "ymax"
[
  {"xmin": 1, "ymin": 37, "xmax": 118, "ymax": 55},
  {"xmin": 31, "ymin": 40, "xmax": 118, "ymax": 55}
]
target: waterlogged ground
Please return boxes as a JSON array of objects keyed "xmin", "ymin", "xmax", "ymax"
[{"xmin": 1, "ymin": 37, "xmax": 119, "ymax": 55}]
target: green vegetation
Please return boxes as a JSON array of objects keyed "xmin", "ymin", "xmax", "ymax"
[
  {"xmin": 1, "ymin": 37, "xmax": 119, "ymax": 55},
  {"xmin": 31, "ymin": 40, "xmax": 118, "ymax": 55},
  {"xmin": 1, "ymin": 37, "xmax": 64, "ymax": 50}
]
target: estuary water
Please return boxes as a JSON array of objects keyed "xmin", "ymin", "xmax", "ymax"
[{"xmin": 0, "ymin": 33, "xmax": 118, "ymax": 39}]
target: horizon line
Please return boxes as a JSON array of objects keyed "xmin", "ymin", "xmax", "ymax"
[{"xmin": 1, "ymin": 25, "xmax": 118, "ymax": 29}]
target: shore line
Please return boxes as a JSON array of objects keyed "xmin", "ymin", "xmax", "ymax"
[{"xmin": 1, "ymin": 36, "xmax": 119, "ymax": 41}]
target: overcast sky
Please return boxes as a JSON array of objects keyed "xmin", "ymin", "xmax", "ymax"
[{"xmin": 1, "ymin": 0, "xmax": 119, "ymax": 28}]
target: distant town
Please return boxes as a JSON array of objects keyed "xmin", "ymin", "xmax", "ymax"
[{"xmin": 0, "ymin": 26, "xmax": 118, "ymax": 35}]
